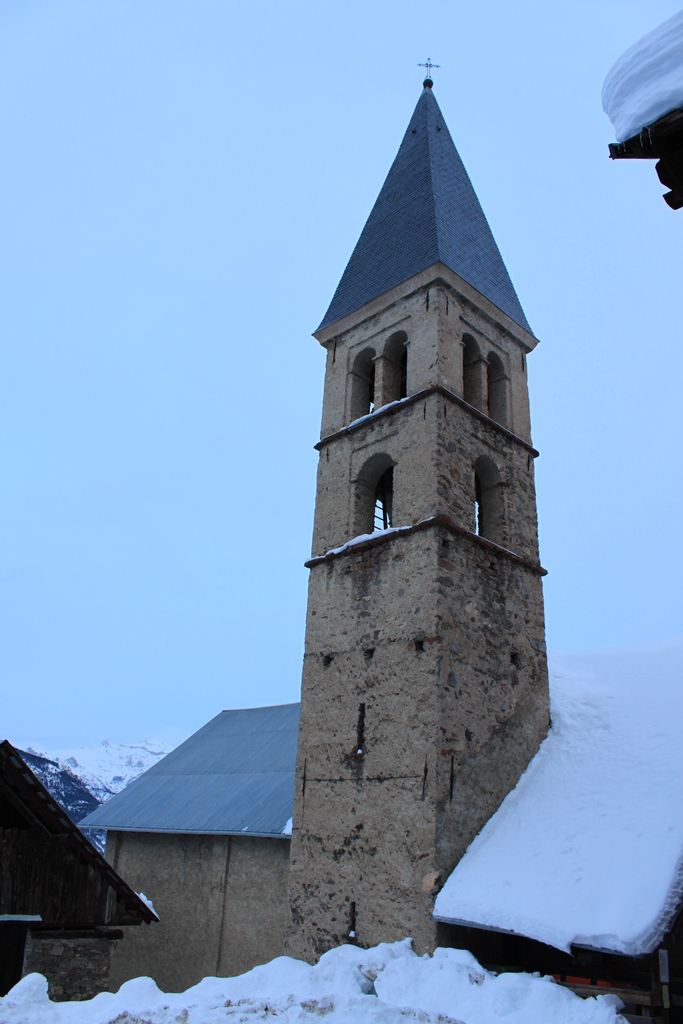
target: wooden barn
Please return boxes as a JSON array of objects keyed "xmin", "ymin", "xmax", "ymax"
[{"xmin": 0, "ymin": 740, "xmax": 156, "ymax": 1000}]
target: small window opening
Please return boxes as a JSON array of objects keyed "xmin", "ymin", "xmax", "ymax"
[
  {"xmin": 474, "ymin": 474, "xmax": 482, "ymax": 536},
  {"xmin": 373, "ymin": 467, "xmax": 393, "ymax": 532},
  {"xmin": 364, "ymin": 648, "xmax": 375, "ymax": 661},
  {"xmin": 463, "ymin": 335, "xmax": 485, "ymax": 411},
  {"xmin": 510, "ymin": 652, "xmax": 520, "ymax": 668},
  {"xmin": 350, "ymin": 347, "xmax": 376, "ymax": 421},
  {"xmin": 473, "ymin": 456, "xmax": 505, "ymax": 545},
  {"xmin": 323, "ymin": 654, "xmax": 333, "ymax": 668},
  {"xmin": 348, "ymin": 901, "xmax": 357, "ymax": 941},
  {"xmin": 354, "ymin": 453, "xmax": 394, "ymax": 536},
  {"xmin": 354, "ymin": 703, "xmax": 366, "ymax": 759},
  {"xmin": 415, "ymin": 639, "xmax": 425, "ymax": 653}
]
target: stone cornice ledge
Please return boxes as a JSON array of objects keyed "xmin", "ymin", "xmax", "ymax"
[
  {"xmin": 315, "ymin": 386, "xmax": 539, "ymax": 457},
  {"xmin": 305, "ymin": 514, "xmax": 547, "ymax": 576}
]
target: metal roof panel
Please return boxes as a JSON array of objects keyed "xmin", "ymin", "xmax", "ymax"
[{"xmin": 81, "ymin": 704, "xmax": 299, "ymax": 836}]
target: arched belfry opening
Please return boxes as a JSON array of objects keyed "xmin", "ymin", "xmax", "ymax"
[
  {"xmin": 379, "ymin": 332, "xmax": 408, "ymax": 406},
  {"xmin": 350, "ymin": 348, "xmax": 376, "ymax": 421},
  {"xmin": 487, "ymin": 352, "xmax": 509, "ymax": 428},
  {"xmin": 353, "ymin": 453, "xmax": 394, "ymax": 536},
  {"xmin": 373, "ymin": 467, "xmax": 393, "ymax": 532},
  {"xmin": 462, "ymin": 335, "xmax": 486, "ymax": 412},
  {"xmin": 474, "ymin": 455, "xmax": 505, "ymax": 545}
]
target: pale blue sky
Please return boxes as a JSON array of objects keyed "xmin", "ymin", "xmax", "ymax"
[{"xmin": 1, "ymin": 1, "xmax": 681, "ymax": 748}]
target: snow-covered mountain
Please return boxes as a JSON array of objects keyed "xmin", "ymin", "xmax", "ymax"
[
  {"xmin": 18, "ymin": 739, "xmax": 173, "ymax": 850},
  {"xmin": 25, "ymin": 738, "xmax": 172, "ymax": 802},
  {"xmin": 18, "ymin": 749, "xmax": 101, "ymax": 823}
]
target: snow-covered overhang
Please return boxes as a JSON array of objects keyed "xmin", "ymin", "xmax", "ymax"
[{"xmin": 603, "ymin": 10, "xmax": 683, "ymax": 209}]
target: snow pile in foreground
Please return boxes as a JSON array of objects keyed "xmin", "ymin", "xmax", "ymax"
[
  {"xmin": 435, "ymin": 638, "xmax": 683, "ymax": 956},
  {"xmin": 603, "ymin": 9, "xmax": 683, "ymax": 141},
  {"xmin": 0, "ymin": 940, "xmax": 622, "ymax": 1024}
]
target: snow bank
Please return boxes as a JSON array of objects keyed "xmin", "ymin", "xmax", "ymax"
[
  {"xmin": 602, "ymin": 9, "xmax": 683, "ymax": 141},
  {"xmin": 0, "ymin": 940, "xmax": 621, "ymax": 1024},
  {"xmin": 435, "ymin": 638, "xmax": 683, "ymax": 955}
]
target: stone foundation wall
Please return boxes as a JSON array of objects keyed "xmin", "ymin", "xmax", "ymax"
[{"xmin": 23, "ymin": 931, "xmax": 114, "ymax": 1001}]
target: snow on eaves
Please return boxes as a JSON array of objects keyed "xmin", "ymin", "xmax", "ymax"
[
  {"xmin": 602, "ymin": 9, "xmax": 683, "ymax": 142},
  {"xmin": 434, "ymin": 638, "xmax": 683, "ymax": 956}
]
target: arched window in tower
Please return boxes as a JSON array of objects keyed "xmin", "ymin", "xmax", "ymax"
[
  {"xmin": 487, "ymin": 352, "xmax": 509, "ymax": 428},
  {"xmin": 353, "ymin": 453, "xmax": 394, "ymax": 536},
  {"xmin": 462, "ymin": 335, "xmax": 486, "ymax": 411},
  {"xmin": 350, "ymin": 348, "xmax": 376, "ymax": 421},
  {"xmin": 373, "ymin": 468, "xmax": 393, "ymax": 531},
  {"xmin": 380, "ymin": 332, "xmax": 408, "ymax": 405},
  {"xmin": 473, "ymin": 456, "xmax": 505, "ymax": 545}
]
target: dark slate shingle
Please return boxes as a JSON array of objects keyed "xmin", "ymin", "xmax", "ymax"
[{"xmin": 318, "ymin": 85, "xmax": 531, "ymax": 334}]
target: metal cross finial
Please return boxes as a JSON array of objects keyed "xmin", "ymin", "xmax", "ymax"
[{"xmin": 418, "ymin": 58, "xmax": 440, "ymax": 80}]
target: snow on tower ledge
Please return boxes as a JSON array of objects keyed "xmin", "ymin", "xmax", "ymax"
[
  {"xmin": 603, "ymin": 9, "xmax": 683, "ymax": 143},
  {"xmin": 434, "ymin": 637, "xmax": 683, "ymax": 956}
]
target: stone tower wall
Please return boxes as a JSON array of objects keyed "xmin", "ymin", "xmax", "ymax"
[
  {"xmin": 286, "ymin": 267, "xmax": 549, "ymax": 962},
  {"xmin": 287, "ymin": 525, "xmax": 547, "ymax": 959}
]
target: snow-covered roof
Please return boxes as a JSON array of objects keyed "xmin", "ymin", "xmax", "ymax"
[
  {"xmin": 434, "ymin": 638, "xmax": 683, "ymax": 956},
  {"xmin": 81, "ymin": 703, "xmax": 299, "ymax": 837},
  {"xmin": 602, "ymin": 10, "xmax": 683, "ymax": 142}
]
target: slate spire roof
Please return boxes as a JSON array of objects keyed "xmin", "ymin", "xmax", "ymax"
[{"xmin": 318, "ymin": 83, "xmax": 531, "ymax": 334}]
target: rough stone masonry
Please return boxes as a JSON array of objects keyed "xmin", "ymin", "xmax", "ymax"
[{"xmin": 283, "ymin": 80, "xmax": 549, "ymax": 962}]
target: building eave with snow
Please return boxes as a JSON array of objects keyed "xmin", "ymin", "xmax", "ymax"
[
  {"xmin": 431, "ymin": 639, "xmax": 683, "ymax": 1015},
  {"xmin": 603, "ymin": 8, "xmax": 683, "ymax": 209},
  {"xmin": 0, "ymin": 741, "xmax": 156, "ymax": 999}
]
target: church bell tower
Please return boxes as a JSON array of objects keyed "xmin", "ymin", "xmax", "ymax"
[{"xmin": 285, "ymin": 80, "xmax": 549, "ymax": 959}]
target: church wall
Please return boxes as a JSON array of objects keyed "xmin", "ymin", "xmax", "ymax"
[{"xmin": 105, "ymin": 831, "xmax": 289, "ymax": 992}]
